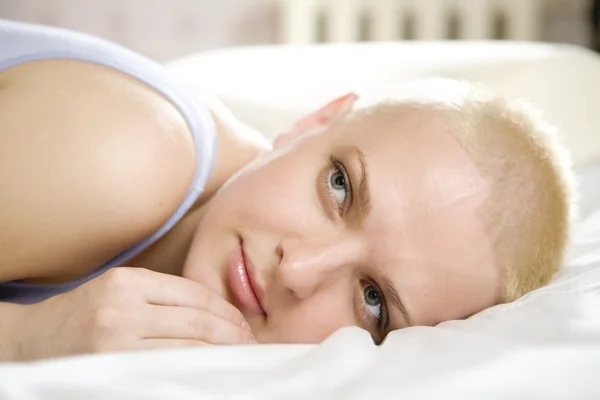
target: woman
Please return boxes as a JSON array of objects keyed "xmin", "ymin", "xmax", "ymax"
[{"xmin": 0, "ymin": 20, "xmax": 572, "ymax": 361}]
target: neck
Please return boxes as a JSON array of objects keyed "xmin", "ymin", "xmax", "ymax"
[{"xmin": 128, "ymin": 205, "xmax": 204, "ymax": 276}]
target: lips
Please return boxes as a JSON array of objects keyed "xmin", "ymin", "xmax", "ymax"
[{"xmin": 227, "ymin": 240, "xmax": 266, "ymax": 316}]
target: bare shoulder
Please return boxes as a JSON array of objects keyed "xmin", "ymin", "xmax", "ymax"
[{"xmin": 0, "ymin": 59, "xmax": 196, "ymax": 282}]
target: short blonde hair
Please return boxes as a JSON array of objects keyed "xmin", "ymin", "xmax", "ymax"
[
  {"xmin": 360, "ymin": 79, "xmax": 576, "ymax": 302},
  {"xmin": 451, "ymin": 88, "xmax": 575, "ymax": 302}
]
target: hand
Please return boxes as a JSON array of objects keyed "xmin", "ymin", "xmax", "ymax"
[{"xmin": 12, "ymin": 267, "xmax": 254, "ymax": 361}]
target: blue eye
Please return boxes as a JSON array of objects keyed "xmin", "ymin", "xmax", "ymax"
[
  {"xmin": 359, "ymin": 279, "xmax": 388, "ymax": 339},
  {"xmin": 363, "ymin": 284, "xmax": 382, "ymax": 319},
  {"xmin": 330, "ymin": 170, "xmax": 345, "ymax": 190},
  {"xmin": 327, "ymin": 168, "xmax": 348, "ymax": 206}
]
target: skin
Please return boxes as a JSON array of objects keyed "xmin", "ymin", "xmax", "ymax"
[
  {"xmin": 180, "ymin": 96, "xmax": 503, "ymax": 344},
  {"xmin": 0, "ymin": 59, "xmax": 502, "ymax": 356}
]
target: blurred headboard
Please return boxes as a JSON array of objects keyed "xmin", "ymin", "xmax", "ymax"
[
  {"xmin": 276, "ymin": 0, "xmax": 587, "ymax": 43},
  {"xmin": 0, "ymin": 0, "xmax": 276, "ymax": 60},
  {"xmin": 0, "ymin": 0, "xmax": 589, "ymax": 60}
]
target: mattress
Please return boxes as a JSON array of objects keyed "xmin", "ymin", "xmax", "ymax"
[{"xmin": 1, "ymin": 42, "xmax": 600, "ymax": 399}]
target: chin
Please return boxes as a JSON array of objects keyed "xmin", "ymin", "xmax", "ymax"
[{"xmin": 181, "ymin": 249, "xmax": 217, "ymax": 287}]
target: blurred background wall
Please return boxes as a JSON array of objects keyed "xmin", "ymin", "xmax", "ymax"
[{"xmin": 0, "ymin": 0, "xmax": 595, "ymax": 61}]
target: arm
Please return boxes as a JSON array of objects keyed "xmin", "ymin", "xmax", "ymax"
[
  {"xmin": 0, "ymin": 58, "xmax": 196, "ymax": 282},
  {"xmin": 0, "ymin": 303, "xmax": 25, "ymax": 360},
  {"xmin": 0, "ymin": 60, "xmax": 256, "ymax": 361}
]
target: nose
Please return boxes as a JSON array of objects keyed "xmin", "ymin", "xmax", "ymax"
[{"xmin": 277, "ymin": 235, "xmax": 364, "ymax": 299}]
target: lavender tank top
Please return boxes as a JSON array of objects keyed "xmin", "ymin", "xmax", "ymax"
[{"xmin": 0, "ymin": 20, "xmax": 217, "ymax": 304}]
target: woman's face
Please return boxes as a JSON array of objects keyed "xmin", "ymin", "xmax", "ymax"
[{"xmin": 183, "ymin": 97, "xmax": 501, "ymax": 344}]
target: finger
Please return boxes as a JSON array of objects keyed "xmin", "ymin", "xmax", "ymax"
[
  {"xmin": 132, "ymin": 269, "xmax": 249, "ymax": 330},
  {"xmin": 136, "ymin": 339, "xmax": 212, "ymax": 350},
  {"xmin": 141, "ymin": 305, "xmax": 257, "ymax": 345}
]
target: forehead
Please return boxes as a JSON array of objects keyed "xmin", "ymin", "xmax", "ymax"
[
  {"xmin": 340, "ymin": 108, "xmax": 500, "ymax": 324},
  {"xmin": 349, "ymin": 107, "xmax": 486, "ymax": 214}
]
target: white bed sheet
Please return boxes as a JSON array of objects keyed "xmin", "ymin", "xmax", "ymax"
[{"xmin": 2, "ymin": 42, "xmax": 600, "ymax": 399}]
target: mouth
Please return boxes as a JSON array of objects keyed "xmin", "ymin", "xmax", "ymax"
[{"xmin": 227, "ymin": 238, "xmax": 266, "ymax": 316}]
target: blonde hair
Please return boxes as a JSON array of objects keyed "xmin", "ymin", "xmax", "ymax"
[{"xmin": 359, "ymin": 79, "xmax": 576, "ymax": 302}]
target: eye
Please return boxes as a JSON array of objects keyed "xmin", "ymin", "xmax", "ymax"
[
  {"xmin": 323, "ymin": 157, "xmax": 352, "ymax": 215},
  {"xmin": 362, "ymin": 283, "xmax": 382, "ymax": 320},
  {"xmin": 327, "ymin": 168, "xmax": 348, "ymax": 206},
  {"xmin": 358, "ymin": 279, "xmax": 388, "ymax": 337}
]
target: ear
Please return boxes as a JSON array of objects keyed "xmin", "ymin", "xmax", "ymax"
[{"xmin": 274, "ymin": 93, "xmax": 358, "ymax": 149}]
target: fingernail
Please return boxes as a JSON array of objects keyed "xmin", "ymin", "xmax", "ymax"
[
  {"xmin": 248, "ymin": 337, "xmax": 258, "ymax": 344},
  {"xmin": 241, "ymin": 321, "xmax": 251, "ymax": 331}
]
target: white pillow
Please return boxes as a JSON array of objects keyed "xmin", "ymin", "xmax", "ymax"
[{"xmin": 168, "ymin": 41, "xmax": 600, "ymax": 166}]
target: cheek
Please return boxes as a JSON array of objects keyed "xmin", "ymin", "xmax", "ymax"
[
  {"xmin": 258, "ymin": 293, "xmax": 357, "ymax": 344},
  {"xmin": 211, "ymin": 153, "xmax": 327, "ymax": 234}
]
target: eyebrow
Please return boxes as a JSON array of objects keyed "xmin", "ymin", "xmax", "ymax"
[
  {"xmin": 350, "ymin": 147, "xmax": 371, "ymax": 216},
  {"xmin": 382, "ymin": 275, "xmax": 412, "ymax": 327}
]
